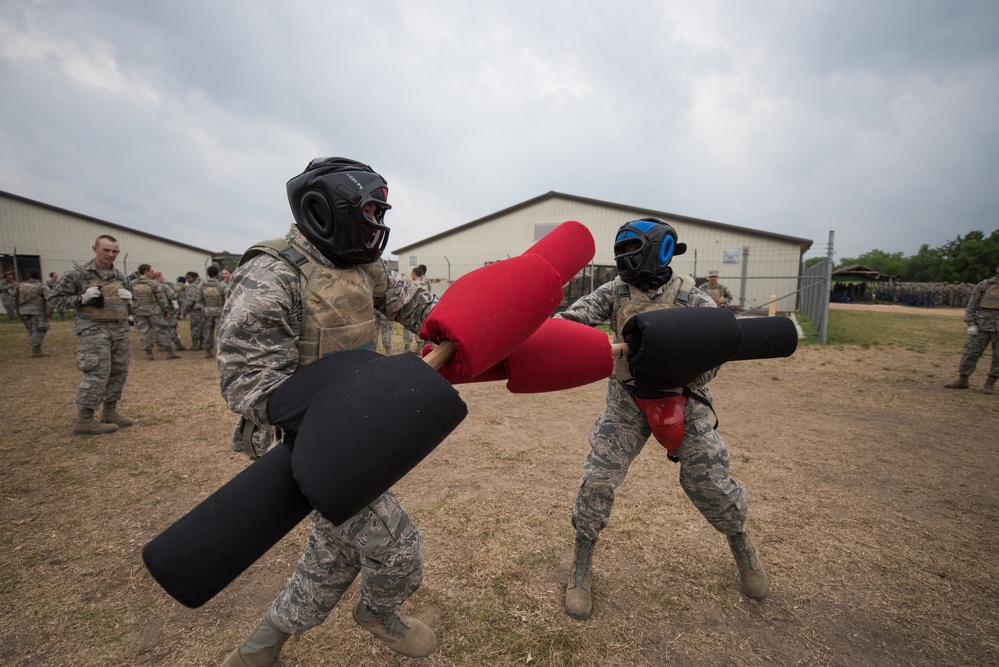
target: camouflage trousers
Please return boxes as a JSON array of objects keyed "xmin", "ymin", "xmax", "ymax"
[
  {"xmin": 188, "ymin": 310, "xmax": 204, "ymax": 349},
  {"xmin": 21, "ymin": 313, "xmax": 49, "ymax": 347},
  {"xmin": 572, "ymin": 379, "xmax": 749, "ymax": 543},
  {"xmin": 266, "ymin": 491, "xmax": 423, "ymax": 636},
  {"xmin": 134, "ymin": 314, "xmax": 173, "ymax": 351},
  {"xmin": 201, "ymin": 313, "xmax": 221, "ymax": 351},
  {"xmin": 402, "ymin": 327, "xmax": 424, "ymax": 352},
  {"xmin": 74, "ymin": 322, "xmax": 131, "ymax": 410},
  {"xmin": 957, "ymin": 329, "xmax": 999, "ymax": 378},
  {"xmin": 375, "ymin": 316, "xmax": 393, "ymax": 352},
  {"xmin": 165, "ymin": 313, "xmax": 183, "ymax": 347}
]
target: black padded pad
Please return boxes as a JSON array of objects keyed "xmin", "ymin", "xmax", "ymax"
[
  {"xmin": 292, "ymin": 353, "xmax": 468, "ymax": 525},
  {"xmin": 729, "ymin": 316, "xmax": 799, "ymax": 361},
  {"xmin": 141, "ymin": 443, "xmax": 311, "ymax": 608},
  {"xmin": 623, "ymin": 307, "xmax": 743, "ymax": 386},
  {"xmin": 267, "ymin": 349, "xmax": 382, "ymax": 434}
]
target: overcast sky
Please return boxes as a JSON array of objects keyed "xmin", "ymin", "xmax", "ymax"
[{"xmin": 2, "ymin": 1, "xmax": 997, "ymax": 262}]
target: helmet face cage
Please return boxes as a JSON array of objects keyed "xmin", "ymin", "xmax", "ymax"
[
  {"xmin": 614, "ymin": 218, "xmax": 682, "ymax": 285},
  {"xmin": 287, "ymin": 158, "xmax": 392, "ymax": 266}
]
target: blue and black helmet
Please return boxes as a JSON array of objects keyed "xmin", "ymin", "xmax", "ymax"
[{"xmin": 614, "ymin": 218, "xmax": 686, "ymax": 286}]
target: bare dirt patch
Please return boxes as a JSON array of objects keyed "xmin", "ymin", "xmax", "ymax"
[{"xmin": 1, "ymin": 316, "xmax": 996, "ymax": 666}]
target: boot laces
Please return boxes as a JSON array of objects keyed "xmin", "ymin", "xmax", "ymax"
[
  {"xmin": 573, "ymin": 540, "xmax": 594, "ymax": 584},
  {"xmin": 377, "ymin": 610, "xmax": 407, "ymax": 638},
  {"xmin": 730, "ymin": 533, "xmax": 755, "ymax": 569}
]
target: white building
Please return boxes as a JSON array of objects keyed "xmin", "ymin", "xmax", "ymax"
[
  {"xmin": 392, "ymin": 191, "xmax": 813, "ymax": 312},
  {"xmin": 1, "ymin": 190, "xmax": 216, "ymax": 289}
]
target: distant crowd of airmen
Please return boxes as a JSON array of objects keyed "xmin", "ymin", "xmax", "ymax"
[{"xmin": 831, "ymin": 281, "xmax": 975, "ymax": 309}]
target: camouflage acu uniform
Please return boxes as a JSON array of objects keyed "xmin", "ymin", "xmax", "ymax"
[
  {"xmin": 132, "ymin": 277, "xmax": 174, "ymax": 352},
  {"xmin": 956, "ymin": 274, "xmax": 999, "ymax": 379},
  {"xmin": 157, "ymin": 280, "xmax": 185, "ymax": 348},
  {"xmin": 217, "ymin": 225, "xmax": 436, "ymax": 634},
  {"xmin": 196, "ymin": 278, "xmax": 226, "ymax": 351},
  {"xmin": 555, "ymin": 274, "xmax": 749, "ymax": 542},
  {"xmin": 0, "ymin": 277, "xmax": 18, "ymax": 321},
  {"xmin": 402, "ymin": 275, "xmax": 431, "ymax": 352},
  {"xmin": 374, "ymin": 310, "xmax": 393, "ymax": 353},
  {"xmin": 183, "ymin": 279, "xmax": 204, "ymax": 349},
  {"xmin": 48, "ymin": 260, "xmax": 133, "ymax": 411},
  {"xmin": 702, "ymin": 280, "xmax": 733, "ymax": 308},
  {"xmin": 17, "ymin": 279, "xmax": 52, "ymax": 347}
]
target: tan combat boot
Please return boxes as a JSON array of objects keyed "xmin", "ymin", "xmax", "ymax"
[
  {"xmin": 145, "ymin": 349, "xmax": 154, "ymax": 360},
  {"xmin": 728, "ymin": 532, "xmax": 769, "ymax": 600},
  {"xmin": 166, "ymin": 348, "xmax": 180, "ymax": 359},
  {"xmin": 100, "ymin": 402, "xmax": 134, "ymax": 428},
  {"xmin": 565, "ymin": 537, "xmax": 595, "ymax": 619},
  {"xmin": 220, "ymin": 616, "xmax": 290, "ymax": 667},
  {"xmin": 944, "ymin": 374, "xmax": 970, "ymax": 389},
  {"xmin": 984, "ymin": 376, "xmax": 997, "ymax": 395},
  {"xmin": 31, "ymin": 345, "xmax": 48, "ymax": 357},
  {"xmin": 352, "ymin": 599, "xmax": 437, "ymax": 658},
  {"xmin": 73, "ymin": 408, "xmax": 119, "ymax": 435}
]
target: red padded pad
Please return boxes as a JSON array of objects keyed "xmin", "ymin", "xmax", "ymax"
[
  {"xmin": 505, "ymin": 318, "xmax": 612, "ymax": 393},
  {"xmin": 523, "ymin": 220, "xmax": 595, "ymax": 283}
]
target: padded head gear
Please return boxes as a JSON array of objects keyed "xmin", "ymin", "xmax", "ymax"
[
  {"xmin": 287, "ymin": 157, "xmax": 392, "ymax": 266},
  {"xmin": 614, "ymin": 218, "xmax": 686, "ymax": 286}
]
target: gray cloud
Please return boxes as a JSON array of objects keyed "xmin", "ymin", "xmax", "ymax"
[{"xmin": 2, "ymin": 0, "xmax": 997, "ymax": 262}]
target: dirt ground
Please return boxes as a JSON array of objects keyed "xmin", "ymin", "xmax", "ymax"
[{"xmin": 1, "ymin": 306, "xmax": 997, "ymax": 666}]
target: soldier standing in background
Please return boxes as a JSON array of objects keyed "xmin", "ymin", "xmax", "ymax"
[
  {"xmin": 154, "ymin": 272, "xmax": 187, "ymax": 351},
  {"xmin": 374, "ymin": 310, "xmax": 394, "ymax": 354},
  {"xmin": 46, "ymin": 272, "xmax": 68, "ymax": 320},
  {"xmin": 555, "ymin": 219, "xmax": 768, "ymax": 621},
  {"xmin": 47, "ymin": 235, "xmax": 135, "ymax": 435},
  {"xmin": 182, "ymin": 271, "xmax": 203, "ymax": 350},
  {"xmin": 17, "ymin": 269, "xmax": 52, "ymax": 357},
  {"xmin": 944, "ymin": 261, "xmax": 999, "ymax": 394},
  {"xmin": 196, "ymin": 265, "xmax": 225, "ymax": 357},
  {"xmin": 401, "ymin": 265, "xmax": 429, "ymax": 352},
  {"xmin": 132, "ymin": 264, "xmax": 180, "ymax": 360},
  {"xmin": 702, "ymin": 269, "xmax": 733, "ymax": 308},
  {"xmin": 1, "ymin": 271, "xmax": 18, "ymax": 322},
  {"xmin": 217, "ymin": 157, "xmax": 438, "ymax": 665}
]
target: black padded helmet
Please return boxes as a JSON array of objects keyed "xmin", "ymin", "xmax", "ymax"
[
  {"xmin": 614, "ymin": 218, "xmax": 687, "ymax": 286},
  {"xmin": 286, "ymin": 157, "xmax": 392, "ymax": 267}
]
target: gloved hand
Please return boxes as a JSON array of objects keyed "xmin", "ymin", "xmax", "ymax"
[
  {"xmin": 117, "ymin": 288, "xmax": 133, "ymax": 300},
  {"xmin": 82, "ymin": 286, "xmax": 102, "ymax": 303},
  {"xmin": 968, "ymin": 324, "xmax": 979, "ymax": 336}
]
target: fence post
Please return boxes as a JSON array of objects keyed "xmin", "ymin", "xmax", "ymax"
[
  {"xmin": 819, "ymin": 231, "xmax": 834, "ymax": 344},
  {"xmin": 739, "ymin": 246, "xmax": 750, "ymax": 309}
]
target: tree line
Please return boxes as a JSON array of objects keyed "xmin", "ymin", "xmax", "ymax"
[{"xmin": 805, "ymin": 229, "xmax": 999, "ymax": 283}]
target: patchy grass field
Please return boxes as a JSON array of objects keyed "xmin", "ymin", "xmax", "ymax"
[{"xmin": 1, "ymin": 306, "xmax": 997, "ymax": 666}]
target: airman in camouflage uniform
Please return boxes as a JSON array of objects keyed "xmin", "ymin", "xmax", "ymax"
[
  {"xmin": 47, "ymin": 235, "xmax": 135, "ymax": 435},
  {"xmin": 555, "ymin": 219, "xmax": 767, "ymax": 621},
  {"xmin": 153, "ymin": 272, "xmax": 186, "ymax": 350},
  {"xmin": 17, "ymin": 269, "xmax": 52, "ymax": 356},
  {"xmin": 945, "ymin": 262, "xmax": 999, "ymax": 394},
  {"xmin": 196, "ymin": 265, "xmax": 226, "ymax": 357},
  {"xmin": 46, "ymin": 272, "xmax": 68, "ymax": 320},
  {"xmin": 219, "ymin": 158, "xmax": 438, "ymax": 667},
  {"xmin": 1, "ymin": 272, "xmax": 18, "ymax": 322},
  {"xmin": 402, "ymin": 265, "xmax": 430, "ymax": 353},
  {"xmin": 132, "ymin": 264, "xmax": 180, "ymax": 360},
  {"xmin": 374, "ymin": 309, "xmax": 393, "ymax": 354},
  {"xmin": 702, "ymin": 269, "xmax": 733, "ymax": 308},
  {"xmin": 182, "ymin": 271, "xmax": 203, "ymax": 350}
]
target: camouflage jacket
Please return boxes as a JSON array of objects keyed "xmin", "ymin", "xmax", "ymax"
[
  {"xmin": 703, "ymin": 281, "xmax": 733, "ymax": 307},
  {"xmin": 17, "ymin": 279, "xmax": 51, "ymax": 316},
  {"xmin": 965, "ymin": 275, "xmax": 999, "ymax": 332},
  {"xmin": 555, "ymin": 273, "xmax": 719, "ymax": 390},
  {"xmin": 217, "ymin": 226, "xmax": 437, "ymax": 452}
]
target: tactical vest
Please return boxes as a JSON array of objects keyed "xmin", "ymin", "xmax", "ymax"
[
  {"xmin": 612, "ymin": 274, "xmax": 695, "ymax": 385},
  {"xmin": 17, "ymin": 281, "xmax": 45, "ymax": 309},
  {"xmin": 240, "ymin": 238, "xmax": 388, "ymax": 366},
  {"xmin": 202, "ymin": 281, "xmax": 223, "ymax": 308},
  {"xmin": 76, "ymin": 266, "xmax": 128, "ymax": 322},
  {"xmin": 133, "ymin": 280, "xmax": 159, "ymax": 313},
  {"xmin": 980, "ymin": 281, "xmax": 999, "ymax": 310}
]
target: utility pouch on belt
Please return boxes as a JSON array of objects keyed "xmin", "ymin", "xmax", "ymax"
[{"xmin": 635, "ymin": 394, "xmax": 687, "ymax": 462}]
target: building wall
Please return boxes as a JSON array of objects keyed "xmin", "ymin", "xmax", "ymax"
[
  {"xmin": 395, "ymin": 196, "xmax": 809, "ymax": 311},
  {"xmin": 1, "ymin": 193, "xmax": 215, "ymax": 284}
]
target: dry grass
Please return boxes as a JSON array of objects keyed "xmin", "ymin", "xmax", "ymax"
[{"xmin": 1, "ymin": 309, "xmax": 997, "ymax": 666}]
